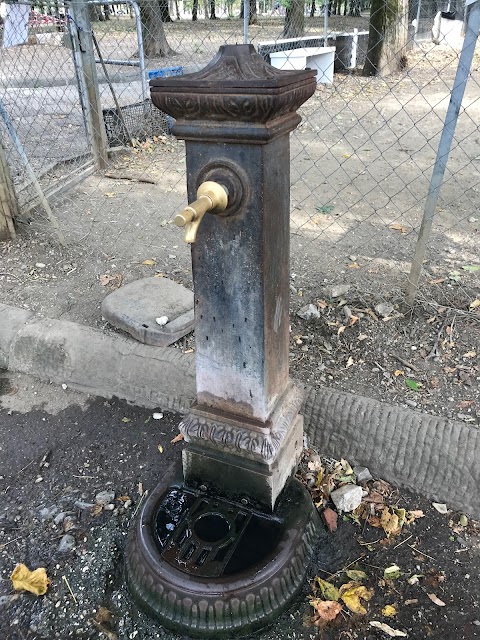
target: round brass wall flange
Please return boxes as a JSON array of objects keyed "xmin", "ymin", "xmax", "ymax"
[{"xmin": 196, "ymin": 160, "xmax": 249, "ymax": 218}]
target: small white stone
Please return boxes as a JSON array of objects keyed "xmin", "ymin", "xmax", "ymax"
[
  {"xmin": 155, "ymin": 316, "xmax": 169, "ymax": 326},
  {"xmin": 35, "ymin": 263, "xmax": 46, "ymax": 268},
  {"xmin": 62, "ymin": 383, "xmax": 67, "ymax": 390},
  {"xmin": 153, "ymin": 412, "xmax": 163, "ymax": 420},
  {"xmin": 330, "ymin": 484, "xmax": 363, "ymax": 513},
  {"xmin": 297, "ymin": 304, "xmax": 320, "ymax": 321},
  {"xmin": 95, "ymin": 490, "xmax": 115, "ymax": 506},
  {"xmin": 353, "ymin": 466, "xmax": 373, "ymax": 483}
]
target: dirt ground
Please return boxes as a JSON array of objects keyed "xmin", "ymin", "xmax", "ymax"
[
  {"xmin": 0, "ymin": 373, "xmax": 479, "ymax": 640},
  {"xmin": 1, "ymin": 38, "xmax": 479, "ymax": 425}
]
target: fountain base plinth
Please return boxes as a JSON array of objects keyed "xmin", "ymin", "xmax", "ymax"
[{"xmin": 125, "ymin": 465, "xmax": 320, "ymax": 637}]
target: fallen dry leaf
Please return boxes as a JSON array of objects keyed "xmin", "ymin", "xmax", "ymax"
[
  {"xmin": 310, "ymin": 598, "xmax": 342, "ymax": 624},
  {"xmin": 381, "ymin": 508, "xmax": 401, "ymax": 537},
  {"xmin": 370, "ymin": 621, "xmax": 407, "ymax": 637},
  {"xmin": 389, "ymin": 222, "xmax": 408, "ymax": 234},
  {"xmin": 10, "ymin": 563, "xmax": 50, "ymax": 596},
  {"xmin": 345, "ymin": 569, "xmax": 368, "ymax": 583},
  {"xmin": 469, "ymin": 299, "xmax": 480, "ymax": 310},
  {"xmin": 142, "ymin": 259, "xmax": 156, "ymax": 266},
  {"xmin": 315, "ymin": 577, "xmax": 340, "ymax": 602},
  {"xmin": 322, "ymin": 507, "xmax": 338, "ymax": 532},
  {"xmin": 382, "ymin": 604, "xmax": 397, "ymax": 617},
  {"xmin": 104, "ymin": 192, "xmax": 116, "ymax": 198},
  {"xmin": 339, "ymin": 582, "xmax": 373, "ymax": 615},
  {"xmin": 95, "ymin": 607, "xmax": 114, "ymax": 625},
  {"xmin": 427, "ymin": 593, "xmax": 446, "ymax": 607},
  {"xmin": 346, "ymin": 356, "xmax": 354, "ymax": 368}
]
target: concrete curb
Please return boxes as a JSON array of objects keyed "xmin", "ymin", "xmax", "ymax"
[{"xmin": 1, "ymin": 302, "xmax": 478, "ymax": 517}]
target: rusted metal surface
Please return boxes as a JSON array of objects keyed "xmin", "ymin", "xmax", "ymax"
[
  {"xmin": 125, "ymin": 45, "xmax": 320, "ymax": 636},
  {"xmin": 151, "ymin": 44, "xmax": 316, "ymax": 508}
]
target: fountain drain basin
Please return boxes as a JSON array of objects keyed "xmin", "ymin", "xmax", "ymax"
[{"xmin": 126, "ymin": 467, "xmax": 320, "ymax": 637}]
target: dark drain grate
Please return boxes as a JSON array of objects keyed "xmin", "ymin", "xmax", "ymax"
[{"xmin": 154, "ymin": 488, "xmax": 282, "ymax": 578}]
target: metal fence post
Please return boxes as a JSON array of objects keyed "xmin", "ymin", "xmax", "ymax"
[
  {"xmin": 405, "ymin": 0, "xmax": 480, "ymax": 306},
  {"xmin": 68, "ymin": 0, "xmax": 109, "ymax": 170},
  {"xmin": 0, "ymin": 138, "xmax": 18, "ymax": 241}
]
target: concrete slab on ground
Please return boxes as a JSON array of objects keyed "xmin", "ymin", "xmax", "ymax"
[{"xmin": 101, "ymin": 277, "xmax": 194, "ymax": 347}]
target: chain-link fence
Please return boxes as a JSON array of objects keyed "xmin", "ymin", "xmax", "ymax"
[{"xmin": 0, "ymin": 0, "xmax": 479, "ymax": 414}]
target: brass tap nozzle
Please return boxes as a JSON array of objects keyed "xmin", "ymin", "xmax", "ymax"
[{"xmin": 174, "ymin": 181, "xmax": 228, "ymax": 243}]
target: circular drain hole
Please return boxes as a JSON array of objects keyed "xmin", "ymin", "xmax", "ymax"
[{"xmin": 194, "ymin": 514, "xmax": 230, "ymax": 542}]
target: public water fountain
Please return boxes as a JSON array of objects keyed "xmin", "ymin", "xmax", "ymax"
[{"xmin": 126, "ymin": 44, "xmax": 320, "ymax": 636}]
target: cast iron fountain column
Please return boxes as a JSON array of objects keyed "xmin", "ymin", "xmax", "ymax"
[{"xmin": 126, "ymin": 45, "xmax": 320, "ymax": 637}]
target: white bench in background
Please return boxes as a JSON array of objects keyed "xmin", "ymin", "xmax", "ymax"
[{"xmin": 269, "ymin": 46, "xmax": 336, "ymax": 84}]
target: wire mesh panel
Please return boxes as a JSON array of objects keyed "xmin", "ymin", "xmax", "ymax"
[{"xmin": 0, "ymin": 0, "xmax": 479, "ymax": 421}]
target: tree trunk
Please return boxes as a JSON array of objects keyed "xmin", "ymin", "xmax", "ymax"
[
  {"xmin": 139, "ymin": 1, "xmax": 174, "ymax": 56},
  {"xmin": 209, "ymin": 0, "xmax": 217, "ymax": 18},
  {"xmin": 239, "ymin": 0, "xmax": 258, "ymax": 24},
  {"xmin": 283, "ymin": 0, "xmax": 305, "ymax": 37},
  {"xmin": 310, "ymin": 0, "xmax": 315, "ymax": 17},
  {"xmin": 160, "ymin": 0, "xmax": 173, "ymax": 22},
  {"xmin": 0, "ymin": 141, "xmax": 18, "ymax": 241},
  {"xmin": 363, "ymin": 0, "xmax": 409, "ymax": 76},
  {"xmin": 192, "ymin": 0, "xmax": 198, "ymax": 19},
  {"xmin": 203, "ymin": 0, "xmax": 208, "ymax": 17},
  {"xmin": 174, "ymin": 0, "xmax": 180, "ymax": 19},
  {"xmin": 103, "ymin": 4, "xmax": 110, "ymax": 20}
]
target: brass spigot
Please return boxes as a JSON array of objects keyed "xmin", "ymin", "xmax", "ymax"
[{"xmin": 174, "ymin": 181, "xmax": 228, "ymax": 243}]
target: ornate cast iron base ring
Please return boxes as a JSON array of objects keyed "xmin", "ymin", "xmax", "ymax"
[{"xmin": 125, "ymin": 466, "xmax": 320, "ymax": 637}]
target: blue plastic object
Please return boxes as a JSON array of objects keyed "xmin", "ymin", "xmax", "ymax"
[{"xmin": 148, "ymin": 66, "xmax": 184, "ymax": 80}]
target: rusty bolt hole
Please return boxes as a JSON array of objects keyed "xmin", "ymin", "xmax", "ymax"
[{"xmin": 193, "ymin": 513, "xmax": 230, "ymax": 543}]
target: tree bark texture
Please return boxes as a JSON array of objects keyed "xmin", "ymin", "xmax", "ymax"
[
  {"xmin": 0, "ymin": 141, "xmax": 18, "ymax": 241},
  {"xmin": 192, "ymin": 0, "xmax": 198, "ymax": 20},
  {"xmin": 139, "ymin": 0, "xmax": 174, "ymax": 57},
  {"xmin": 239, "ymin": 0, "xmax": 258, "ymax": 25},
  {"xmin": 283, "ymin": 0, "xmax": 305, "ymax": 38},
  {"xmin": 363, "ymin": 0, "xmax": 409, "ymax": 76}
]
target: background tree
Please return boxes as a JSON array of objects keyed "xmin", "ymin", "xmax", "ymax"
[
  {"xmin": 210, "ymin": 0, "xmax": 217, "ymax": 18},
  {"xmin": 139, "ymin": 0, "xmax": 174, "ymax": 56},
  {"xmin": 283, "ymin": 0, "xmax": 305, "ymax": 38},
  {"xmin": 192, "ymin": 0, "xmax": 198, "ymax": 20},
  {"xmin": 239, "ymin": 0, "xmax": 258, "ymax": 25},
  {"xmin": 363, "ymin": 0, "xmax": 409, "ymax": 76},
  {"xmin": 159, "ymin": 0, "xmax": 173, "ymax": 21}
]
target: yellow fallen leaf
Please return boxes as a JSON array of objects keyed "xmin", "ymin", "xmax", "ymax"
[
  {"xmin": 104, "ymin": 192, "xmax": 116, "ymax": 198},
  {"xmin": 157, "ymin": 445, "xmax": 164, "ymax": 454},
  {"xmin": 462, "ymin": 351, "xmax": 476, "ymax": 358},
  {"xmin": 470, "ymin": 299, "xmax": 480, "ymax": 309},
  {"xmin": 10, "ymin": 563, "xmax": 50, "ymax": 596},
  {"xmin": 339, "ymin": 582, "xmax": 374, "ymax": 615},
  {"xmin": 142, "ymin": 259, "xmax": 156, "ymax": 266},
  {"xmin": 394, "ymin": 369, "xmax": 404, "ymax": 377},
  {"xmin": 121, "ymin": 417, "xmax": 130, "ymax": 423},
  {"xmin": 315, "ymin": 577, "xmax": 340, "ymax": 601},
  {"xmin": 338, "ymin": 325, "xmax": 346, "ymax": 335},
  {"xmin": 348, "ymin": 262, "xmax": 360, "ymax": 269},
  {"xmin": 381, "ymin": 508, "xmax": 401, "ymax": 537},
  {"xmin": 382, "ymin": 604, "xmax": 397, "ymax": 617},
  {"xmin": 310, "ymin": 598, "xmax": 342, "ymax": 622}
]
